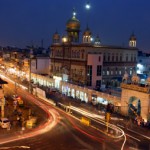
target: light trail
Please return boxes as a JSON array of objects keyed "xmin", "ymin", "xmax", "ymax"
[
  {"xmin": 0, "ymin": 79, "xmax": 59, "ymax": 145},
  {"xmin": 0, "ymin": 74, "xmax": 27, "ymax": 90},
  {"xmin": 58, "ymin": 103, "xmax": 126, "ymax": 150},
  {"xmin": 1, "ymin": 74, "xmax": 126, "ymax": 149}
]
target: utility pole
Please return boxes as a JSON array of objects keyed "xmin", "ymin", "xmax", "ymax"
[
  {"xmin": 29, "ymin": 48, "xmax": 33, "ymax": 93},
  {"xmin": 106, "ymin": 112, "xmax": 110, "ymax": 133}
]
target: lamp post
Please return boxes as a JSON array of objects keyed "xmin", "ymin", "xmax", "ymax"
[
  {"xmin": 29, "ymin": 48, "xmax": 33, "ymax": 93},
  {"xmin": 85, "ymin": 1, "xmax": 91, "ymax": 26}
]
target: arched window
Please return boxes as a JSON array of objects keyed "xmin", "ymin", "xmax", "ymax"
[
  {"xmin": 104, "ymin": 53, "xmax": 106, "ymax": 61},
  {"xmin": 77, "ymin": 50, "xmax": 80, "ymax": 58},
  {"xmin": 131, "ymin": 54, "xmax": 133, "ymax": 62},
  {"xmin": 134, "ymin": 55, "xmax": 136, "ymax": 61},
  {"xmin": 108, "ymin": 53, "xmax": 110, "ymax": 61},
  {"xmin": 99, "ymin": 56, "xmax": 101, "ymax": 62},
  {"xmin": 112, "ymin": 53, "xmax": 114, "ymax": 61},
  {"xmin": 120, "ymin": 54, "xmax": 122, "ymax": 61},
  {"xmin": 126, "ymin": 54, "xmax": 128, "ymax": 61},
  {"xmin": 116, "ymin": 54, "xmax": 118, "ymax": 62}
]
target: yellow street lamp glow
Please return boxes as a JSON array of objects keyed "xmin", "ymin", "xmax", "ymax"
[{"xmin": 62, "ymin": 36, "xmax": 68, "ymax": 43}]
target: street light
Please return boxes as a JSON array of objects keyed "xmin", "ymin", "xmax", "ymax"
[
  {"xmin": 85, "ymin": 1, "xmax": 91, "ymax": 10},
  {"xmin": 29, "ymin": 48, "xmax": 33, "ymax": 93},
  {"xmin": 85, "ymin": 1, "xmax": 91, "ymax": 27}
]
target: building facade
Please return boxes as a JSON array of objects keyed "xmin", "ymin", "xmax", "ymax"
[{"xmin": 50, "ymin": 10, "xmax": 138, "ymax": 89}]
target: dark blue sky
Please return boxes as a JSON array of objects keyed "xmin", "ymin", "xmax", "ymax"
[{"xmin": 0, "ymin": 0, "xmax": 150, "ymax": 51}]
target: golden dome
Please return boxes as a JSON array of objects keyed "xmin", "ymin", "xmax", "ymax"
[
  {"xmin": 83, "ymin": 27, "xmax": 91, "ymax": 36},
  {"xmin": 53, "ymin": 31, "xmax": 60, "ymax": 40},
  {"xmin": 129, "ymin": 33, "xmax": 136, "ymax": 41},
  {"xmin": 66, "ymin": 16, "xmax": 80, "ymax": 30}
]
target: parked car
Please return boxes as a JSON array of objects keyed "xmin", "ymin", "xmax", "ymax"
[{"xmin": 0, "ymin": 118, "xmax": 10, "ymax": 128}]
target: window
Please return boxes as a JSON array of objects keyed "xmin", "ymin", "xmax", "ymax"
[
  {"xmin": 97, "ymin": 65, "xmax": 102, "ymax": 76},
  {"xmin": 116, "ymin": 54, "xmax": 118, "ymax": 62},
  {"xmin": 108, "ymin": 53, "xmax": 110, "ymax": 61},
  {"xmin": 51, "ymin": 65, "xmax": 53, "ymax": 71},
  {"xmin": 130, "ymin": 70, "xmax": 132, "ymax": 75},
  {"xmin": 103, "ymin": 71, "xmax": 105, "ymax": 75},
  {"xmin": 126, "ymin": 54, "xmax": 128, "ymax": 61},
  {"xmin": 87, "ymin": 65, "xmax": 92, "ymax": 86},
  {"xmin": 77, "ymin": 50, "xmax": 80, "ymax": 58},
  {"xmin": 107, "ymin": 67, "xmax": 109, "ymax": 75},
  {"xmin": 115, "ymin": 67, "xmax": 118, "ymax": 75},
  {"xmin": 82, "ymin": 52, "xmax": 84, "ymax": 59},
  {"xmin": 120, "ymin": 54, "xmax": 122, "ymax": 61},
  {"xmin": 134, "ymin": 55, "xmax": 136, "ymax": 61},
  {"xmin": 131, "ymin": 54, "xmax": 133, "ymax": 62},
  {"xmin": 107, "ymin": 71, "xmax": 109, "ymax": 75},
  {"xmin": 112, "ymin": 53, "xmax": 114, "ymax": 61},
  {"xmin": 99, "ymin": 56, "xmax": 101, "ymax": 62},
  {"xmin": 104, "ymin": 53, "xmax": 106, "ymax": 61},
  {"xmin": 96, "ymin": 80, "xmax": 101, "ymax": 87}
]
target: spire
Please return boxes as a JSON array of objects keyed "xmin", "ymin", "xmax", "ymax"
[{"xmin": 72, "ymin": 8, "xmax": 76, "ymax": 19}]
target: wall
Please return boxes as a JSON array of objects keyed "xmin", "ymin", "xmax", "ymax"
[
  {"xmin": 31, "ymin": 57, "xmax": 50, "ymax": 74},
  {"xmin": 121, "ymin": 88, "xmax": 150, "ymax": 121},
  {"xmin": 87, "ymin": 54, "xmax": 103, "ymax": 88}
]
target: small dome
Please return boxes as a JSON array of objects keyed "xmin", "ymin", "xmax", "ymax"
[
  {"xmin": 66, "ymin": 9, "xmax": 80, "ymax": 31},
  {"xmin": 83, "ymin": 27, "xmax": 92, "ymax": 36},
  {"xmin": 66, "ymin": 17, "xmax": 80, "ymax": 30},
  {"xmin": 53, "ymin": 31, "xmax": 60, "ymax": 40},
  {"xmin": 129, "ymin": 33, "xmax": 136, "ymax": 41},
  {"xmin": 94, "ymin": 35, "xmax": 101, "ymax": 43}
]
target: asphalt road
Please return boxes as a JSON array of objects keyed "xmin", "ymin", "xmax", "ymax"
[
  {"xmin": 0, "ymin": 75, "xmax": 150, "ymax": 150},
  {"xmin": 0, "ymin": 80, "xmax": 124, "ymax": 150}
]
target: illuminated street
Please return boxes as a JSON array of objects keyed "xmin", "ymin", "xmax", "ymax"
[
  {"xmin": 0, "ymin": 76, "xmax": 149, "ymax": 150},
  {"xmin": 0, "ymin": 1, "xmax": 150, "ymax": 150}
]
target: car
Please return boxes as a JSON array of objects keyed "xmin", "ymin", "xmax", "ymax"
[{"xmin": 0, "ymin": 118, "xmax": 10, "ymax": 129}]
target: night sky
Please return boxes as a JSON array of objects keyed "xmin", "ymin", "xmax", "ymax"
[{"xmin": 0, "ymin": 0, "xmax": 150, "ymax": 51}]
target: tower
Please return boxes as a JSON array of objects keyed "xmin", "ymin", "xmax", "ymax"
[
  {"xmin": 94, "ymin": 35, "xmax": 101, "ymax": 46},
  {"xmin": 52, "ymin": 31, "xmax": 60, "ymax": 44},
  {"xmin": 129, "ymin": 33, "xmax": 137, "ymax": 47},
  {"xmin": 66, "ymin": 9, "xmax": 80, "ymax": 43},
  {"xmin": 82, "ymin": 26, "xmax": 92, "ymax": 44}
]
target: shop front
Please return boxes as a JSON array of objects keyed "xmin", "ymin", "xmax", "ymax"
[
  {"xmin": 53, "ymin": 76, "xmax": 62, "ymax": 89},
  {"xmin": 71, "ymin": 89, "xmax": 75, "ymax": 98}
]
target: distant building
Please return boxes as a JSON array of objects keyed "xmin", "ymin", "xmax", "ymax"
[
  {"xmin": 137, "ymin": 50, "xmax": 150, "ymax": 75},
  {"xmin": 31, "ymin": 56, "xmax": 50, "ymax": 75}
]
